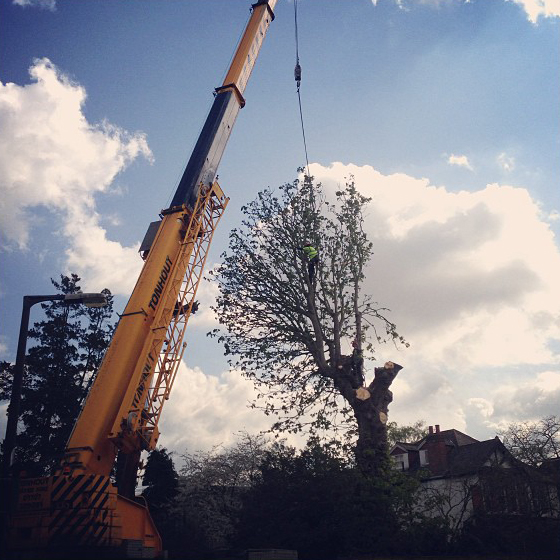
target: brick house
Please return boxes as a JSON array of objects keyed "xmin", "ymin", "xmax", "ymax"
[
  {"xmin": 391, "ymin": 424, "xmax": 479, "ymax": 475},
  {"xmin": 389, "ymin": 424, "xmax": 559, "ymax": 542}
]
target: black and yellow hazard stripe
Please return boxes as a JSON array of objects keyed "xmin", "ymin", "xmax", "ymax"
[{"xmin": 48, "ymin": 475, "xmax": 118, "ymax": 547}]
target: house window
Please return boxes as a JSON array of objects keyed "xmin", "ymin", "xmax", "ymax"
[
  {"xmin": 392, "ymin": 453, "xmax": 409, "ymax": 471},
  {"xmin": 419, "ymin": 449, "xmax": 429, "ymax": 466}
]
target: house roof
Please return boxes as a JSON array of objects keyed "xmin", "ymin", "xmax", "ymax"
[
  {"xmin": 419, "ymin": 429, "xmax": 479, "ymax": 448},
  {"xmin": 391, "ymin": 426, "xmax": 555, "ymax": 480},
  {"xmin": 392, "ymin": 442, "xmax": 418, "ymax": 453},
  {"xmin": 392, "ymin": 429, "xmax": 479, "ymax": 453},
  {"xmin": 445, "ymin": 437, "xmax": 507, "ymax": 476}
]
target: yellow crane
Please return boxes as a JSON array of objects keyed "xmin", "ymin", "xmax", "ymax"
[{"xmin": 8, "ymin": 1, "xmax": 277, "ymax": 557}]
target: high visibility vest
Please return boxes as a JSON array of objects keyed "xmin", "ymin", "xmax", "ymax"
[{"xmin": 303, "ymin": 245, "xmax": 318, "ymax": 259}]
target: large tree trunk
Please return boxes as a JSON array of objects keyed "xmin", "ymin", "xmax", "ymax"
[{"xmin": 333, "ymin": 360, "xmax": 402, "ymax": 477}]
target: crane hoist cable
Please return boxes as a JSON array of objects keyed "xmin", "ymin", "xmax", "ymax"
[{"xmin": 294, "ymin": 0, "xmax": 310, "ymax": 179}]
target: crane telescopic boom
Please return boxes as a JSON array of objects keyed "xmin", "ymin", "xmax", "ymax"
[
  {"xmin": 172, "ymin": 0, "xmax": 276, "ymax": 210},
  {"xmin": 8, "ymin": 2, "xmax": 276, "ymax": 558}
]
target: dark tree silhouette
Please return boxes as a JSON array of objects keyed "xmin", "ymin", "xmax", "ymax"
[
  {"xmin": 499, "ymin": 415, "xmax": 560, "ymax": 467},
  {"xmin": 143, "ymin": 447, "xmax": 179, "ymax": 507},
  {"xmin": 236, "ymin": 439, "xmax": 428, "ymax": 560},
  {"xmin": 141, "ymin": 448, "xmax": 183, "ymax": 556},
  {"xmin": 0, "ymin": 274, "xmax": 115, "ymax": 475}
]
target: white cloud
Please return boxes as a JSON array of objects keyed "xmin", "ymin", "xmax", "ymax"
[
  {"xmin": 152, "ymin": 160, "xmax": 560, "ymax": 449},
  {"xmin": 309, "ymin": 162, "xmax": 560, "ymax": 437},
  {"xmin": 535, "ymin": 370, "xmax": 560, "ymax": 391},
  {"xmin": 447, "ymin": 153, "xmax": 473, "ymax": 170},
  {"xmin": 0, "ymin": 58, "xmax": 152, "ymax": 294},
  {"xmin": 509, "ymin": 0, "xmax": 560, "ymax": 22},
  {"xmin": 13, "ymin": 0, "xmax": 56, "ymax": 12},
  {"xmin": 189, "ymin": 271, "xmax": 222, "ymax": 329},
  {"xmin": 482, "ymin": 370, "xmax": 560, "ymax": 428},
  {"xmin": 158, "ymin": 363, "xmax": 297, "ymax": 453},
  {"xmin": 468, "ymin": 397, "xmax": 495, "ymax": 418},
  {"xmin": 13, "ymin": 0, "xmax": 56, "ymax": 10},
  {"xmin": 64, "ymin": 215, "xmax": 143, "ymax": 295}
]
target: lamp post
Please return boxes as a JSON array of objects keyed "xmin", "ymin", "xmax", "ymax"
[{"xmin": 1, "ymin": 292, "xmax": 107, "ymax": 478}]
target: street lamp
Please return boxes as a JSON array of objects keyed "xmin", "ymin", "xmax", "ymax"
[{"xmin": 1, "ymin": 292, "xmax": 108, "ymax": 477}]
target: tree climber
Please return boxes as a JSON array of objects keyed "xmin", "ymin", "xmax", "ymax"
[{"xmin": 300, "ymin": 241, "xmax": 319, "ymax": 282}]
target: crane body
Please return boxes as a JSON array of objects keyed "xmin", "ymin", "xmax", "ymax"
[{"xmin": 7, "ymin": 2, "xmax": 276, "ymax": 558}]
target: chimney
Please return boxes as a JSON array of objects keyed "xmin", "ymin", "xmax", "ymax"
[{"xmin": 425, "ymin": 424, "xmax": 448, "ymax": 475}]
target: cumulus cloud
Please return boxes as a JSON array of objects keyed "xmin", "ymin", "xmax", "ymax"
[
  {"xmin": 159, "ymin": 363, "xmax": 285, "ymax": 453},
  {"xmin": 468, "ymin": 397, "xmax": 494, "ymax": 418},
  {"xmin": 189, "ymin": 272, "xmax": 222, "ymax": 328},
  {"xmin": 309, "ymin": 162, "xmax": 560, "ymax": 437},
  {"xmin": 510, "ymin": 0, "xmax": 560, "ymax": 22},
  {"xmin": 447, "ymin": 153, "xmax": 473, "ymax": 170},
  {"xmin": 476, "ymin": 370, "xmax": 560, "ymax": 430},
  {"xmin": 0, "ymin": 58, "xmax": 152, "ymax": 294}
]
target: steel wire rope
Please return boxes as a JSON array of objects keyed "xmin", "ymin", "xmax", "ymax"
[
  {"xmin": 293, "ymin": 0, "xmax": 318, "ymax": 254},
  {"xmin": 294, "ymin": 0, "xmax": 310, "ymax": 181}
]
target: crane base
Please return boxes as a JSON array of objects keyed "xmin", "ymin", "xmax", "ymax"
[{"xmin": 6, "ymin": 474, "xmax": 162, "ymax": 559}]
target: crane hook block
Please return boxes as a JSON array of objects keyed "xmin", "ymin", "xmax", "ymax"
[{"xmin": 294, "ymin": 63, "xmax": 302, "ymax": 86}]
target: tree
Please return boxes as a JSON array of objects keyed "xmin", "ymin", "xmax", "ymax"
[
  {"xmin": 236, "ymin": 438, "xmax": 442, "ymax": 559},
  {"xmin": 210, "ymin": 174, "xmax": 406, "ymax": 476},
  {"xmin": 177, "ymin": 432, "xmax": 269, "ymax": 550},
  {"xmin": 0, "ymin": 274, "xmax": 115, "ymax": 475},
  {"xmin": 387, "ymin": 419, "xmax": 428, "ymax": 448},
  {"xmin": 141, "ymin": 447, "xmax": 182, "ymax": 554},
  {"xmin": 142, "ymin": 447, "xmax": 179, "ymax": 507},
  {"xmin": 0, "ymin": 362, "xmax": 12, "ymax": 401},
  {"xmin": 499, "ymin": 415, "xmax": 560, "ymax": 468}
]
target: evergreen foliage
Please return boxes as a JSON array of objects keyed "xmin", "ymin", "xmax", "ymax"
[
  {"xmin": 0, "ymin": 274, "xmax": 115, "ymax": 475},
  {"xmin": 142, "ymin": 447, "xmax": 179, "ymax": 507},
  {"xmin": 141, "ymin": 447, "xmax": 190, "ymax": 559}
]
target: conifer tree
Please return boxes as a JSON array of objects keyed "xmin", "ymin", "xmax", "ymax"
[{"xmin": 1, "ymin": 274, "xmax": 114, "ymax": 475}]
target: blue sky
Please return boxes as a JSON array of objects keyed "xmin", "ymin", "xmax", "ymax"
[{"xmin": 1, "ymin": 0, "xmax": 559, "ymax": 454}]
